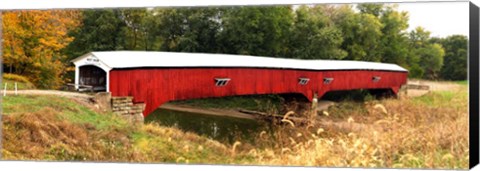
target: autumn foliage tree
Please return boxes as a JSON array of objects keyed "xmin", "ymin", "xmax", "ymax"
[{"xmin": 2, "ymin": 10, "xmax": 80, "ymax": 89}]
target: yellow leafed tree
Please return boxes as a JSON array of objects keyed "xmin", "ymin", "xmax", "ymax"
[{"xmin": 2, "ymin": 10, "xmax": 80, "ymax": 89}]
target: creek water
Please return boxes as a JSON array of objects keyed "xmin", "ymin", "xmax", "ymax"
[{"xmin": 144, "ymin": 108, "xmax": 272, "ymax": 144}]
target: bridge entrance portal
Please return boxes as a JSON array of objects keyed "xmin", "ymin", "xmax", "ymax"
[{"xmin": 79, "ymin": 65, "xmax": 107, "ymax": 92}]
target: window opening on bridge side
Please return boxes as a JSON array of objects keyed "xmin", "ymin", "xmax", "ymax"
[
  {"xmin": 323, "ymin": 77, "xmax": 334, "ymax": 84},
  {"xmin": 298, "ymin": 77, "xmax": 310, "ymax": 85},
  {"xmin": 215, "ymin": 78, "xmax": 231, "ymax": 86},
  {"xmin": 372, "ymin": 76, "xmax": 381, "ymax": 82}
]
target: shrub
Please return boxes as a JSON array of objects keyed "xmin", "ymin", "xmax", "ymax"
[{"xmin": 2, "ymin": 73, "xmax": 35, "ymax": 89}]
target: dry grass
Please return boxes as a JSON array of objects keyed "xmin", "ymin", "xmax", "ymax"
[
  {"xmin": 232, "ymin": 84, "xmax": 468, "ymax": 169},
  {"xmin": 2, "ymin": 108, "xmax": 136, "ymax": 161},
  {"xmin": 1, "ymin": 95, "xmax": 238, "ymax": 164}
]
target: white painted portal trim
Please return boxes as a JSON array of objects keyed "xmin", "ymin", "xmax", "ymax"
[{"xmin": 72, "ymin": 53, "xmax": 112, "ymax": 92}]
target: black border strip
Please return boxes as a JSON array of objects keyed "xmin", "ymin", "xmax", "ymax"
[{"xmin": 470, "ymin": 2, "xmax": 479, "ymax": 169}]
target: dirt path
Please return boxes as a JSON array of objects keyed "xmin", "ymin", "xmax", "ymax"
[
  {"xmin": 407, "ymin": 79, "xmax": 462, "ymax": 91},
  {"xmin": 2, "ymin": 90, "xmax": 92, "ymax": 99},
  {"xmin": 405, "ymin": 80, "xmax": 463, "ymax": 97},
  {"xmin": 2, "ymin": 90, "xmax": 103, "ymax": 113}
]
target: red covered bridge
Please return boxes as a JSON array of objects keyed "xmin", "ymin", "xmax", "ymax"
[{"xmin": 72, "ymin": 51, "xmax": 408, "ymax": 117}]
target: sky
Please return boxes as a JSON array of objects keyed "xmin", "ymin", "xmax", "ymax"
[{"xmin": 394, "ymin": 1, "xmax": 469, "ymax": 38}]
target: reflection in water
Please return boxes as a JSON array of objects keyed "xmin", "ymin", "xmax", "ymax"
[{"xmin": 145, "ymin": 108, "xmax": 271, "ymax": 144}]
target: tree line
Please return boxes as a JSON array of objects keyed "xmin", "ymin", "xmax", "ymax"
[{"xmin": 2, "ymin": 4, "xmax": 468, "ymax": 89}]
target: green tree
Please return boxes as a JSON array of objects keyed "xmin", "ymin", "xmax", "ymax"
[
  {"xmin": 352, "ymin": 4, "xmax": 411, "ymax": 66},
  {"xmin": 61, "ymin": 5, "xmax": 465, "ymax": 82},
  {"xmin": 335, "ymin": 5, "xmax": 384, "ymax": 62},
  {"xmin": 357, "ymin": 3, "xmax": 383, "ymax": 17},
  {"xmin": 438, "ymin": 35, "xmax": 468, "ymax": 80},
  {"xmin": 155, "ymin": 7, "xmax": 223, "ymax": 53},
  {"xmin": 218, "ymin": 6, "xmax": 293, "ymax": 57},
  {"xmin": 418, "ymin": 43, "xmax": 445, "ymax": 79},
  {"xmin": 64, "ymin": 9, "xmax": 128, "ymax": 59},
  {"xmin": 119, "ymin": 9, "xmax": 150, "ymax": 50},
  {"xmin": 288, "ymin": 5, "xmax": 347, "ymax": 59},
  {"xmin": 409, "ymin": 27, "xmax": 445, "ymax": 79},
  {"xmin": 378, "ymin": 5, "xmax": 410, "ymax": 67}
]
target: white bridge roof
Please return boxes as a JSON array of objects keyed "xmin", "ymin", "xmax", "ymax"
[{"xmin": 72, "ymin": 51, "xmax": 408, "ymax": 72}]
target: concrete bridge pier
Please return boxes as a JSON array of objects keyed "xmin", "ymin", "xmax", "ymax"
[
  {"xmin": 279, "ymin": 91, "xmax": 322, "ymax": 124},
  {"xmin": 309, "ymin": 92, "xmax": 319, "ymax": 124}
]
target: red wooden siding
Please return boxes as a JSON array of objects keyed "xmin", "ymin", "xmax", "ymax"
[{"xmin": 109, "ymin": 68, "xmax": 408, "ymax": 117}]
